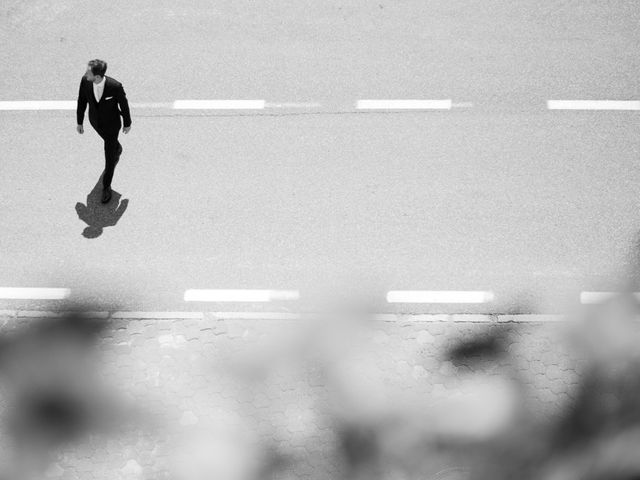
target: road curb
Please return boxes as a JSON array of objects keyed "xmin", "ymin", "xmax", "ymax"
[{"xmin": 0, "ymin": 310, "xmax": 567, "ymax": 322}]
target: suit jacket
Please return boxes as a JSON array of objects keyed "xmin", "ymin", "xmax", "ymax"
[{"xmin": 76, "ymin": 75, "xmax": 131, "ymax": 134}]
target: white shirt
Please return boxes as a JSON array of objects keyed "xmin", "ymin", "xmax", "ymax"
[{"xmin": 92, "ymin": 76, "xmax": 106, "ymax": 102}]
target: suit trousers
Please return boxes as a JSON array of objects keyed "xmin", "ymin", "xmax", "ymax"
[{"xmin": 93, "ymin": 127, "xmax": 121, "ymax": 189}]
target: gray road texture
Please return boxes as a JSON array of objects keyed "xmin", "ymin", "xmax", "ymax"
[{"xmin": 1, "ymin": 1, "xmax": 639, "ymax": 313}]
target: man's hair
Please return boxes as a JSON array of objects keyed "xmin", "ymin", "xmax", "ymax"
[{"xmin": 88, "ymin": 59, "xmax": 107, "ymax": 77}]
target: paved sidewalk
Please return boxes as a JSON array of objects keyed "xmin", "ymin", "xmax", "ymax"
[{"xmin": 0, "ymin": 313, "xmax": 580, "ymax": 480}]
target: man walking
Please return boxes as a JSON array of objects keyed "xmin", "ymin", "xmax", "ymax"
[{"xmin": 76, "ymin": 59, "xmax": 131, "ymax": 203}]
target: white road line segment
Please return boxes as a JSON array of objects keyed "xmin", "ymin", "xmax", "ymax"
[
  {"xmin": 0, "ymin": 287, "xmax": 71, "ymax": 299},
  {"xmin": 548, "ymin": 100, "xmax": 640, "ymax": 111},
  {"xmin": 0, "ymin": 101, "xmax": 77, "ymax": 110},
  {"xmin": 0, "ymin": 101, "xmax": 179, "ymax": 110},
  {"xmin": 580, "ymin": 291, "xmax": 640, "ymax": 304},
  {"xmin": 184, "ymin": 289, "xmax": 299, "ymax": 302},
  {"xmin": 387, "ymin": 290, "xmax": 495, "ymax": 304},
  {"xmin": 112, "ymin": 311, "xmax": 204, "ymax": 319},
  {"xmin": 264, "ymin": 102, "xmax": 323, "ymax": 108}
]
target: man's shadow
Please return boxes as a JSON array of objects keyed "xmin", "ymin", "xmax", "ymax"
[{"xmin": 75, "ymin": 174, "xmax": 129, "ymax": 238}]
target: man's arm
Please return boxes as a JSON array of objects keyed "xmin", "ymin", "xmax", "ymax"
[
  {"xmin": 116, "ymin": 84, "xmax": 131, "ymax": 128},
  {"xmin": 76, "ymin": 78, "xmax": 87, "ymax": 126}
]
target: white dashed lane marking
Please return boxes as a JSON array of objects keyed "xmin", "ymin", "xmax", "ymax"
[
  {"xmin": 1, "ymin": 99, "xmax": 638, "ymax": 111},
  {"xmin": 386, "ymin": 290, "xmax": 495, "ymax": 304},
  {"xmin": 0, "ymin": 101, "xmax": 77, "ymax": 110},
  {"xmin": 547, "ymin": 100, "xmax": 640, "ymax": 111},
  {"xmin": 0, "ymin": 289, "xmax": 628, "ymax": 305},
  {"xmin": 184, "ymin": 289, "xmax": 300, "ymax": 302},
  {"xmin": 264, "ymin": 102, "xmax": 323, "ymax": 108},
  {"xmin": 580, "ymin": 291, "xmax": 640, "ymax": 304},
  {"xmin": 112, "ymin": 311, "xmax": 204, "ymax": 319},
  {"xmin": 0, "ymin": 287, "xmax": 71, "ymax": 299}
]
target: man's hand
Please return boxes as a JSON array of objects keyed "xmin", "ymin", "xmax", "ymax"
[
  {"xmin": 123, "ymin": 126, "xmax": 131, "ymax": 134},
  {"xmin": 77, "ymin": 125, "xmax": 84, "ymax": 134}
]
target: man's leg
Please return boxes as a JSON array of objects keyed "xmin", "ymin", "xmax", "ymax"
[
  {"xmin": 102, "ymin": 133, "xmax": 120, "ymax": 189},
  {"xmin": 92, "ymin": 126, "xmax": 109, "ymax": 178}
]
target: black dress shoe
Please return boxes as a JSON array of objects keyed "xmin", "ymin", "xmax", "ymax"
[{"xmin": 101, "ymin": 187, "xmax": 112, "ymax": 204}]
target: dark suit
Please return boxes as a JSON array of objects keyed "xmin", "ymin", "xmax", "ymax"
[{"xmin": 76, "ymin": 76, "xmax": 132, "ymax": 189}]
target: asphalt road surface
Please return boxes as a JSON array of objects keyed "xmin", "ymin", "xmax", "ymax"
[{"xmin": 1, "ymin": 0, "xmax": 639, "ymax": 313}]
